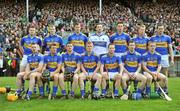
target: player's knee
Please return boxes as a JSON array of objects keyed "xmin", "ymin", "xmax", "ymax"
[
  {"xmin": 147, "ymin": 75, "xmax": 153, "ymax": 82},
  {"xmin": 58, "ymin": 74, "xmax": 64, "ymax": 80},
  {"xmin": 53, "ymin": 74, "xmax": 59, "ymax": 81},
  {"xmin": 121, "ymin": 76, "xmax": 127, "ymax": 82},
  {"xmin": 97, "ymin": 74, "xmax": 102, "ymax": 80},
  {"xmin": 73, "ymin": 75, "xmax": 79, "ymax": 81},
  {"xmin": 141, "ymin": 76, "xmax": 147, "ymax": 83}
]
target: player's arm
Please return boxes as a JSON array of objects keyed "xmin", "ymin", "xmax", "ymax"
[
  {"xmin": 119, "ymin": 63, "xmax": 124, "ymax": 76},
  {"xmin": 168, "ymin": 44, "xmax": 174, "ymax": 63},
  {"xmin": 19, "ymin": 38, "xmax": 24, "ymax": 55},
  {"xmin": 135, "ymin": 63, "xmax": 141, "ymax": 74},
  {"xmin": 81, "ymin": 63, "xmax": 88, "ymax": 75},
  {"xmin": 93, "ymin": 62, "xmax": 100, "ymax": 74},
  {"xmin": 122, "ymin": 63, "xmax": 131, "ymax": 75},
  {"xmin": 100, "ymin": 64, "xmax": 105, "ymax": 74},
  {"xmin": 74, "ymin": 63, "xmax": 80, "ymax": 74},
  {"xmin": 142, "ymin": 61, "xmax": 153, "ymax": 75}
]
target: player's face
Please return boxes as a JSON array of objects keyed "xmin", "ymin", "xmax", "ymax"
[
  {"xmin": 96, "ymin": 24, "xmax": 103, "ymax": 33},
  {"xmin": 50, "ymin": 46, "xmax": 57, "ymax": 54},
  {"xmin": 148, "ymin": 43, "xmax": 156, "ymax": 52},
  {"xmin": 157, "ymin": 26, "xmax": 164, "ymax": 35},
  {"xmin": 138, "ymin": 27, "xmax": 146, "ymax": 35},
  {"xmin": 66, "ymin": 44, "xmax": 73, "ymax": 52},
  {"xmin": 117, "ymin": 24, "xmax": 124, "ymax": 32},
  {"xmin": 74, "ymin": 24, "xmax": 81, "ymax": 33},
  {"xmin": 128, "ymin": 43, "xmax": 135, "ymax": 52},
  {"xmin": 49, "ymin": 26, "xmax": 56, "ymax": 34},
  {"xmin": 29, "ymin": 28, "xmax": 36, "ymax": 36},
  {"xmin": 108, "ymin": 45, "xmax": 115, "ymax": 54},
  {"xmin": 86, "ymin": 43, "xmax": 93, "ymax": 52},
  {"xmin": 31, "ymin": 45, "xmax": 37, "ymax": 53}
]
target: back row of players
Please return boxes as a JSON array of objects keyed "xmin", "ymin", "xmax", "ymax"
[{"xmin": 16, "ymin": 22, "xmax": 174, "ymax": 100}]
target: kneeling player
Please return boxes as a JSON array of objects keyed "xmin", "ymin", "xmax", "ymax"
[
  {"xmin": 121, "ymin": 40, "xmax": 147, "ymax": 96},
  {"xmin": 79, "ymin": 41, "xmax": 102, "ymax": 98},
  {"xmin": 59, "ymin": 43, "xmax": 80, "ymax": 99},
  {"xmin": 142, "ymin": 41, "xmax": 168, "ymax": 95},
  {"xmin": 100, "ymin": 43, "xmax": 123, "ymax": 97}
]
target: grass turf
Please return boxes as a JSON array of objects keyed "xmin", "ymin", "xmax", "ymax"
[{"xmin": 0, "ymin": 77, "xmax": 180, "ymax": 111}]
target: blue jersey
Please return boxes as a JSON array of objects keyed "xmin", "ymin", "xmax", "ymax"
[
  {"xmin": 43, "ymin": 34, "xmax": 63, "ymax": 53},
  {"xmin": 68, "ymin": 33, "xmax": 88, "ymax": 54},
  {"xmin": 44, "ymin": 54, "xmax": 62, "ymax": 72},
  {"xmin": 110, "ymin": 32, "xmax": 130, "ymax": 53},
  {"xmin": 132, "ymin": 36, "xmax": 149, "ymax": 55},
  {"xmin": 122, "ymin": 52, "xmax": 141, "ymax": 73},
  {"xmin": 150, "ymin": 34, "xmax": 171, "ymax": 55},
  {"xmin": 143, "ymin": 52, "xmax": 161, "ymax": 72},
  {"xmin": 27, "ymin": 54, "xmax": 43, "ymax": 70},
  {"xmin": 101, "ymin": 54, "xmax": 121, "ymax": 72},
  {"xmin": 81, "ymin": 52, "xmax": 99, "ymax": 73},
  {"xmin": 20, "ymin": 35, "xmax": 42, "ymax": 55},
  {"xmin": 62, "ymin": 52, "xmax": 80, "ymax": 72}
]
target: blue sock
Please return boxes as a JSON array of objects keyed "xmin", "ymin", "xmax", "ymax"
[
  {"xmin": 93, "ymin": 87, "xmax": 99, "ymax": 92},
  {"xmin": 27, "ymin": 91, "xmax": 32, "ymax": 97},
  {"xmin": 81, "ymin": 90, "xmax": 85, "ymax": 96},
  {"xmin": 34, "ymin": 86, "xmax": 37, "ymax": 94},
  {"xmin": 114, "ymin": 89, "xmax": 119, "ymax": 96},
  {"xmin": 53, "ymin": 86, "xmax": 58, "ymax": 96},
  {"xmin": 62, "ymin": 90, "xmax": 66, "ymax": 96},
  {"xmin": 136, "ymin": 88, "xmax": 142, "ymax": 93},
  {"xmin": 70, "ymin": 91, "xmax": 74, "ymax": 96},
  {"xmin": 39, "ymin": 86, "xmax": 44, "ymax": 96},
  {"xmin": 157, "ymin": 88, "xmax": 161, "ymax": 94},
  {"xmin": 146, "ymin": 86, "xmax": 151, "ymax": 94},
  {"xmin": 102, "ymin": 89, "xmax": 106, "ymax": 95},
  {"xmin": 123, "ymin": 88, "xmax": 127, "ymax": 94}
]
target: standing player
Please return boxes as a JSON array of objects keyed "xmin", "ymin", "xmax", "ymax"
[
  {"xmin": 110, "ymin": 22, "xmax": 130, "ymax": 57},
  {"xmin": 150, "ymin": 24, "xmax": 174, "ymax": 77},
  {"xmin": 43, "ymin": 24, "xmax": 63, "ymax": 54},
  {"xmin": 41, "ymin": 45, "xmax": 61, "ymax": 99},
  {"xmin": 59, "ymin": 42, "xmax": 80, "ymax": 98},
  {"xmin": 16, "ymin": 44, "xmax": 43, "ymax": 98},
  {"xmin": 79, "ymin": 41, "xmax": 102, "ymax": 98},
  {"xmin": 89, "ymin": 23, "xmax": 110, "ymax": 57},
  {"xmin": 20, "ymin": 25, "xmax": 42, "ymax": 72},
  {"xmin": 100, "ymin": 43, "xmax": 123, "ymax": 97},
  {"xmin": 132, "ymin": 24, "xmax": 149, "ymax": 56},
  {"xmin": 142, "ymin": 41, "xmax": 168, "ymax": 95},
  {"xmin": 68, "ymin": 22, "xmax": 88, "ymax": 54},
  {"xmin": 121, "ymin": 40, "xmax": 147, "ymax": 96}
]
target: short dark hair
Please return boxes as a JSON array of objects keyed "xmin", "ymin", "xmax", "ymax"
[
  {"xmin": 108, "ymin": 43, "xmax": 115, "ymax": 48},
  {"xmin": 117, "ymin": 21, "xmax": 124, "ymax": 26},
  {"xmin": 128, "ymin": 40, "xmax": 135, "ymax": 45},
  {"xmin": 66, "ymin": 42, "xmax": 73, "ymax": 46}
]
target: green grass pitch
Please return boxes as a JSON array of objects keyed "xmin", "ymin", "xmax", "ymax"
[{"xmin": 0, "ymin": 77, "xmax": 180, "ymax": 111}]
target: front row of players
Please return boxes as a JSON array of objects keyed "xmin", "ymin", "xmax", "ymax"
[{"xmin": 16, "ymin": 40, "xmax": 168, "ymax": 100}]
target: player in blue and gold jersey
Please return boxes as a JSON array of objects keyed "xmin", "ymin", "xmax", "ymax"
[
  {"xmin": 132, "ymin": 24, "xmax": 149, "ymax": 55},
  {"xmin": 121, "ymin": 40, "xmax": 146, "ymax": 96},
  {"xmin": 110, "ymin": 22, "xmax": 130, "ymax": 57},
  {"xmin": 100, "ymin": 43, "xmax": 123, "ymax": 97},
  {"xmin": 142, "ymin": 41, "xmax": 168, "ymax": 95},
  {"xmin": 68, "ymin": 22, "xmax": 88, "ymax": 54},
  {"xmin": 150, "ymin": 24, "xmax": 174, "ymax": 77},
  {"xmin": 43, "ymin": 24, "xmax": 63, "ymax": 54},
  {"xmin": 20, "ymin": 25, "xmax": 42, "ymax": 72},
  {"xmin": 42, "ymin": 45, "xmax": 61, "ymax": 99},
  {"xmin": 16, "ymin": 43, "xmax": 43, "ymax": 99},
  {"xmin": 79, "ymin": 41, "xmax": 102, "ymax": 98},
  {"xmin": 59, "ymin": 42, "xmax": 80, "ymax": 98}
]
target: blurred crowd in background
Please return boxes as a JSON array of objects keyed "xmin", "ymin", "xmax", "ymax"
[{"xmin": 0, "ymin": 0, "xmax": 180, "ymax": 76}]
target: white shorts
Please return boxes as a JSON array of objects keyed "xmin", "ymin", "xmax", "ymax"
[
  {"xmin": 160, "ymin": 55, "xmax": 169, "ymax": 68},
  {"xmin": 20, "ymin": 55, "xmax": 28, "ymax": 67},
  {"xmin": 86, "ymin": 72, "xmax": 99, "ymax": 76},
  {"xmin": 108, "ymin": 72, "xmax": 119, "ymax": 79}
]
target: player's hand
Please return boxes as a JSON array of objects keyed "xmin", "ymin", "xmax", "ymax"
[
  {"xmin": 170, "ymin": 59, "xmax": 174, "ymax": 65},
  {"xmin": 152, "ymin": 72, "xmax": 157, "ymax": 81},
  {"xmin": 132, "ymin": 72, "xmax": 138, "ymax": 80},
  {"xmin": 23, "ymin": 75, "xmax": 28, "ymax": 80}
]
